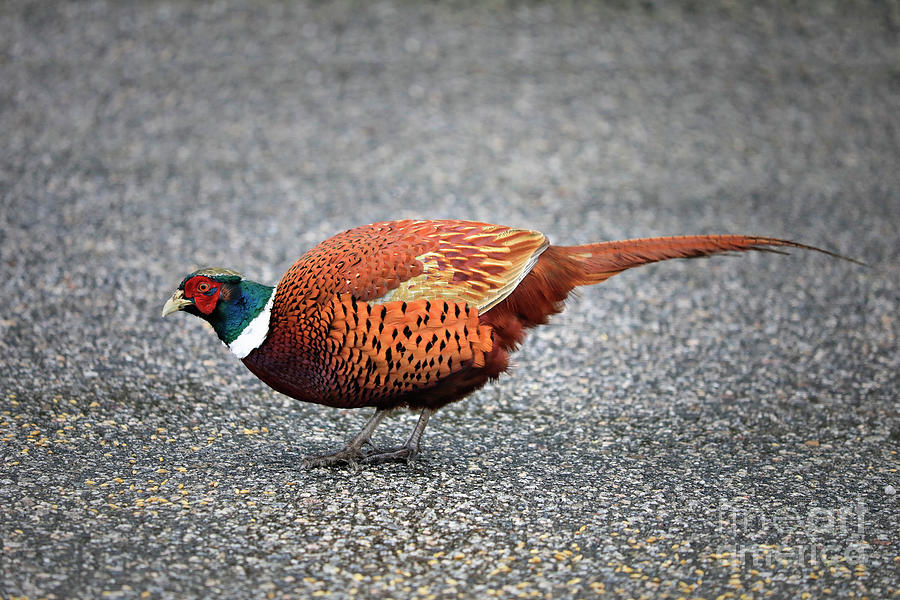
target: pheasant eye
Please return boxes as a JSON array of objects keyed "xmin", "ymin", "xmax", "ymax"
[{"xmin": 197, "ymin": 282, "xmax": 210, "ymax": 293}]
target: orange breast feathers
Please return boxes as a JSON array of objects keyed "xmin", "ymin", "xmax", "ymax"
[
  {"xmin": 327, "ymin": 294, "xmax": 493, "ymax": 395},
  {"xmin": 273, "ymin": 220, "xmax": 550, "ymax": 394}
]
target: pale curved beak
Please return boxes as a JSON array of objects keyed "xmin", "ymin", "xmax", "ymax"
[{"xmin": 162, "ymin": 289, "xmax": 193, "ymax": 317}]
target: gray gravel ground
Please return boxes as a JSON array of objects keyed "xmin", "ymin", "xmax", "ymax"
[{"xmin": 2, "ymin": 1, "xmax": 898, "ymax": 598}]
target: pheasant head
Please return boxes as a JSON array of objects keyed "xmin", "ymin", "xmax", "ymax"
[{"xmin": 162, "ymin": 267, "xmax": 275, "ymax": 357}]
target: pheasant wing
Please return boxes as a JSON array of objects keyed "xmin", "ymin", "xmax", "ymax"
[{"xmin": 279, "ymin": 220, "xmax": 549, "ymax": 312}]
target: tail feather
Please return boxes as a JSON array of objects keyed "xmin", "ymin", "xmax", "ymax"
[
  {"xmin": 562, "ymin": 235, "xmax": 862, "ymax": 285},
  {"xmin": 482, "ymin": 234, "xmax": 859, "ymax": 351}
]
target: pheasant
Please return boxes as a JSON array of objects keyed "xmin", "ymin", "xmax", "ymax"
[{"xmin": 162, "ymin": 219, "xmax": 854, "ymax": 467}]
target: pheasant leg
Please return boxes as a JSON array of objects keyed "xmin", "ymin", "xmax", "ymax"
[
  {"xmin": 303, "ymin": 408, "xmax": 389, "ymax": 467},
  {"xmin": 360, "ymin": 408, "xmax": 434, "ymax": 465}
]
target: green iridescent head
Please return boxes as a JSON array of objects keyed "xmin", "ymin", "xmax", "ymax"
[{"xmin": 162, "ymin": 267, "xmax": 274, "ymax": 345}]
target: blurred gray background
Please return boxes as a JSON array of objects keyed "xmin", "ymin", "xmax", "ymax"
[{"xmin": 1, "ymin": 1, "xmax": 898, "ymax": 598}]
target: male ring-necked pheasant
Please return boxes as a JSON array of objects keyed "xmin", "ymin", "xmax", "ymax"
[{"xmin": 163, "ymin": 219, "xmax": 853, "ymax": 466}]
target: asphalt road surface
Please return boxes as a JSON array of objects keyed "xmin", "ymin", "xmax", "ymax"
[{"xmin": 1, "ymin": 1, "xmax": 898, "ymax": 598}]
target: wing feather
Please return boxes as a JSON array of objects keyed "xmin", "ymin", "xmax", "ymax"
[{"xmin": 278, "ymin": 220, "xmax": 548, "ymax": 314}]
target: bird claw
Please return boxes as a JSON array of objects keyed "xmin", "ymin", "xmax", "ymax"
[
  {"xmin": 303, "ymin": 408, "xmax": 430, "ymax": 468},
  {"xmin": 358, "ymin": 445, "xmax": 418, "ymax": 465},
  {"xmin": 302, "ymin": 444, "xmax": 419, "ymax": 468},
  {"xmin": 301, "ymin": 446, "xmax": 367, "ymax": 469}
]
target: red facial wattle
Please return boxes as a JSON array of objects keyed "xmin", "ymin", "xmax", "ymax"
[{"xmin": 183, "ymin": 276, "xmax": 221, "ymax": 315}]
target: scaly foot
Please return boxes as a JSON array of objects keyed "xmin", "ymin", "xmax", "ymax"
[
  {"xmin": 359, "ymin": 445, "xmax": 418, "ymax": 465},
  {"xmin": 302, "ymin": 445, "xmax": 371, "ymax": 468}
]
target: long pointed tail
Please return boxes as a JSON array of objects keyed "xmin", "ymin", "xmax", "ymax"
[
  {"xmin": 484, "ymin": 234, "xmax": 859, "ymax": 349},
  {"xmin": 561, "ymin": 235, "xmax": 862, "ymax": 286}
]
